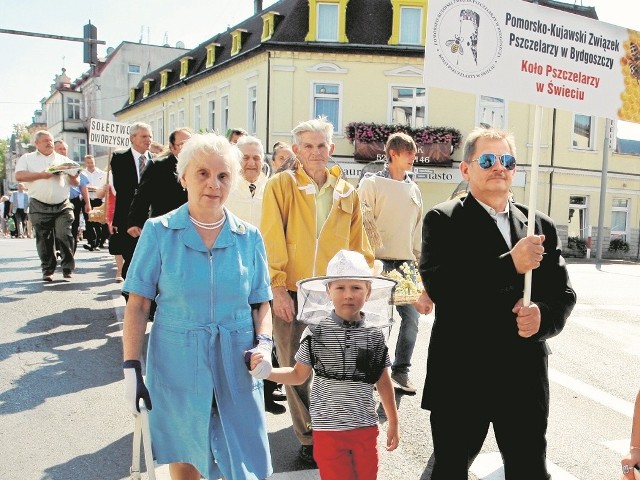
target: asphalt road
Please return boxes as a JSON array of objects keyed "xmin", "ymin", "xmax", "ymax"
[{"xmin": 1, "ymin": 237, "xmax": 639, "ymax": 479}]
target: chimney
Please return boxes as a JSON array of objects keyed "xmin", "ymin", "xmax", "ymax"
[{"xmin": 254, "ymin": 0, "xmax": 262, "ymax": 14}]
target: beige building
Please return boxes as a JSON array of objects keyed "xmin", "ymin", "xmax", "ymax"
[{"xmin": 116, "ymin": 0, "xmax": 640, "ymax": 261}]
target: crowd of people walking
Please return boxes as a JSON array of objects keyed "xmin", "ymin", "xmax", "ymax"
[{"xmin": 16, "ymin": 119, "xmax": 635, "ymax": 480}]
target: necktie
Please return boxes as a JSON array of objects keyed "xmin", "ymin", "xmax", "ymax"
[
  {"xmin": 249, "ymin": 183, "xmax": 256, "ymax": 197},
  {"xmin": 138, "ymin": 154, "xmax": 147, "ymax": 175}
]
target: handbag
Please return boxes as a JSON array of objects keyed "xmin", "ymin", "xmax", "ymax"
[{"xmin": 129, "ymin": 407, "xmax": 156, "ymax": 480}]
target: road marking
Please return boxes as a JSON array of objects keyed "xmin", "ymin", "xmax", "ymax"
[
  {"xmin": 549, "ymin": 368, "xmax": 633, "ymax": 417},
  {"xmin": 470, "ymin": 452, "xmax": 580, "ymax": 479}
]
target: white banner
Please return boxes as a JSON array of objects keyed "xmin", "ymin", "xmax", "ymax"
[
  {"xmin": 424, "ymin": 0, "xmax": 640, "ymax": 123},
  {"xmin": 88, "ymin": 118, "xmax": 131, "ymax": 148}
]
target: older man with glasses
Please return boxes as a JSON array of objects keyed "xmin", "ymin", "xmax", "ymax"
[{"xmin": 416, "ymin": 126, "xmax": 576, "ymax": 480}]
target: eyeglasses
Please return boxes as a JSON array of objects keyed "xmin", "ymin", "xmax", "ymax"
[{"xmin": 471, "ymin": 153, "xmax": 516, "ymax": 171}]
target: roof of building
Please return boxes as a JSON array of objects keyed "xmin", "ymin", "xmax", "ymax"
[{"xmin": 119, "ymin": 0, "xmax": 600, "ymax": 112}]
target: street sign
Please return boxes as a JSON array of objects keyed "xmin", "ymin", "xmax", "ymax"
[{"xmin": 89, "ymin": 119, "xmax": 130, "ymax": 148}]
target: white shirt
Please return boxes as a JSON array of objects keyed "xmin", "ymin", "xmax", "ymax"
[
  {"xmin": 476, "ymin": 198, "xmax": 512, "ymax": 248},
  {"xmin": 15, "ymin": 151, "xmax": 73, "ymax": 204},
  {"xmin": 83, "ymin": 168, "xmax": 106, "ymax": 199},
  {"xmin": 225, "ymin": 173, "xmax": 269, "ymax": 228},
  {"xmin": 132, "ymin": 150, "xmax": 149, "ymax": 182}
]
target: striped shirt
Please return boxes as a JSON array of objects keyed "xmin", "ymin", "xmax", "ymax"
[{"xmin": 295, "ymin": 312, "xmax": 391, "ymax": 431}]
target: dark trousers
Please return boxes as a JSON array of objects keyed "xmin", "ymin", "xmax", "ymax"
[
  {"xmin": 84, "ymin": 198, "xmax": 108, "ymax": 248},
  {"xmin": 29, "ymin": 198, "xmax": 75, "ymax": 274},
  {"xmin": 70, "ymin": 197, "xmax": 85, "ymax": 254},
  {"xmin": 13, "ymin": 208, "xmax": 27, "ymax": 236},
  {"xmin": 429, "ymin": 368, "xmax": 551, "ymax": 480}
]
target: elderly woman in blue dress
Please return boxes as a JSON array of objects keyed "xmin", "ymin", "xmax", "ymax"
[{"xmin": 121, "ymin": 133, "xmax": 274, "ymax": 480}]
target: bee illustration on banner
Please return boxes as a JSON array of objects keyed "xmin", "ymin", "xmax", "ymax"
[{"xmin": 446, "ymin": 34, "xmax": 464, "ymax": 55}]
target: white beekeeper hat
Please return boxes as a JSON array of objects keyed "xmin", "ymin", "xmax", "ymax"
[{"xmin": 295, "ymin": 250, "xmax": 397, "ymax": 331}]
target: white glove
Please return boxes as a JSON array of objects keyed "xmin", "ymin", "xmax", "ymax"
[{"xmin": 244, "ymin": 334, "xmax": 273, "ymax": 380}]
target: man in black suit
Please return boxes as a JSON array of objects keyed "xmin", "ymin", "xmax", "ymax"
[
  {"xmin": 127, "ymin": 127, "xmax": 192, "ymax": 231},
  {"xmin": 110, "ymin": 122, "xmax": 153, "ymax": 280},
  {"xmin": 417, "ymin": 127, "xmax": 576, "ymax": 480}
]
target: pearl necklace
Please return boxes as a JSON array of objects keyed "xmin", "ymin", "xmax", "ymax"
[{"xmin": 189, "ymin": 214, "xmax": 226, "ymax": 230}]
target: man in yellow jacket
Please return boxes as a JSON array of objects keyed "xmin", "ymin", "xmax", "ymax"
[{"xmin": 261, "ymin": 116, "xmax": 374, "ymax": 466}]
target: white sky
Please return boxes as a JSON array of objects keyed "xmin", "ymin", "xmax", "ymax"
[{"xmin": 1, "ymin": 0, "xmax": 639, "ymax": 140}]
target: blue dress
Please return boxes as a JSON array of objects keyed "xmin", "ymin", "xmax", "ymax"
[{"xmin": 123, "ymin": 203, "xmax": 273, "ymax": 480}]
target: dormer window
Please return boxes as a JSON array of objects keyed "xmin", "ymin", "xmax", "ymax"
[
  {"xmin": 205, "ymin": 43, "xmax": 221, "ymax": 68},
  {"xmin": 129, "ymin": 88, "xmax": 136, "ymax": 104},
  {"xmin": 306, "ymin": 0, "xmax": 348, "ymax": 43},
  {"xmin": 143, "ymin": 79, "xmax": 153, "ymax": 98},
  {"xmin": 261, "ymin": 11, "xmax": 280, "ymax": 41},
  {"xmin": 160, "ymin": 69, "xmax": 172, "ymax": 90},
  {"xmin": 231, "ymin": 29, "xmax": 248, "ymax": 56},
  {"xmin": 180, "ymin": 57, "xmax": 193, "ymax": 79},
  {"xmin": 389, "ymin": 0, "xmax": 425, "ymax": 46}
]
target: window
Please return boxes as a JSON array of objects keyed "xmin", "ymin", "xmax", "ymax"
[
  {"xmin": 317, "ymin": 3, "xmax": 339, "ymax": 41},
  {"xmin": 208, "ymin": 100, "xmax": 216, "ymax": 132},
  {"xmin": 67, "ymin": 98, "xmax": 81, "ymax": 120},
  {"xmin": 157, "ymin": 116, "xmax": 164, "ymax": 144},
  {"xmin": 160, "ymin": 70, "xmax": 171, "ymax": 90},
  {"xmin": 306, "ymin": 0, "xmax": 347, "ymax": 42},
  {"xmin": 179, "ymin": 57, "xmax": 192, "ymax": 79},
  {"xmin": 178, "ymin": 110, "xmax": 185, "ymax": 128},
  {"xmin": 194, "ymin": 105, "xmax": 201, "ymax": 132},
  {"xmin": 143, "ymin": 80, "xmax": 153, "ymax": 98},
  {"xmin": 399, "ymin": 6, "xmax": 422, "ymax": 44},
  {"xmin": 231, "ymin": 29, "xmax": 248, "ymax": 56},
  {"xmin": 477, "ymin": 95, "xmax": 506, "ymax": 129},
  {"xmin": 611, "ymin": 198, "xmax": 629, "ymax": 241},
  {"xmin": 169, "ymin": 113, "xmax": 175, "ymax": 134},
  {"xmin": 390, "ymin": 86, "xmax": 425, "ymax": 127},
  {"xmin": 128, "ymin": 64, "xmax": 141, "ymax": 74},
  {"xmin": 568, "ymin": 196, "xmax": 588, "ymax": 239},
  {"xmin": 572, "ymin": 114, "xmax": 595, "ymax": 149},
  {"xmin": 129, "ymin": 88, "xmax": 136, "ymax": 104},
  {"xmin": 205, "ymin": 43, "xmax": 220, "ymax": 68},
  {"xmin": 261, "ymin": 12, "xmax": 278, "ymax": 41},
  {"xmin": 221, "ymin": 95, "xmax": 229, "ymax": 135},
  {"xmin": 248, "ymin": 86, "xmax": 257, "ymax": 135},
  {"xmin": 73, "ymin": 138, "xmax": 87, "ymax": 163},
  {"xmin": 389, "ymin": 0, "xmax": 425, "ymax": 45},
  {"xmin": 313, "ymin": 83, "xmax": 341, "ymax": 131}
]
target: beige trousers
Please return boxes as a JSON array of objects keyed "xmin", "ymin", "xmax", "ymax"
[{"xmin": 272, "ymin": 291, "xmax": 313, "ymax": 446}]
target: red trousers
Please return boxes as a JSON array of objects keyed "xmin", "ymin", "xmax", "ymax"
[{"xmin": 313, "ymin": 426, "xmax": 379, "ymax": 480}]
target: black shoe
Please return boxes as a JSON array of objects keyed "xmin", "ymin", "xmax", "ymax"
[
  {"xmin": 63, "ymin": 269, "xmax": 72, "ymax": 279},
  {"xmin": 272, "ymin": 387, "xmax": 287, "ymax": 402},
  {"xmin": 265, "ymin": 400, "xmax": 286, "ymax": 414},
  {"xmin": 298, "ymin": 445, "xmax": 316, "ymax": 466},
  {"xmin": 83, "ymin": 244, "xmax": 93, "ymax": 251}
]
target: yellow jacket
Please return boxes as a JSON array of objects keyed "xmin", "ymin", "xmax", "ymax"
[{"xmin": 261, "ymin": 163, "xmax": 374, "ymax": 291}]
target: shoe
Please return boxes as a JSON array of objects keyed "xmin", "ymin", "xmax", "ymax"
[
  {"xmin": 42, "ymin": 273, "xmax": 54, "ymax": 282},
  {"xmin": 115, "ymin": 276, "xmax": 124, "ymax": 283},
  {"xmin": 391, "ymin": 371, "xmax": 417, "ymax": 393},
  {"xmin": 265, "ymin": 400, "xmax": 286, "ymax": 414},
  {"xmin": 94, "ymin": 246, "xmax": 101, "ymax": 251},
  {"xmin": 298, "ymin": 445, "xmax": 316, "ymax": 466},
  {"xmin": 272, "ymin": 386, "xmax": 287, "ymax": 401},
  {"xmin": 63, "ymin": 269, "xmax": 72, "ymax": 279},
  {"xmin": 83, "ymin": 244, "xmax": 93, "ymax": 251},
  {"xmin": 98, "ymin": 243, "xmax": 105, "ymax": 249}
]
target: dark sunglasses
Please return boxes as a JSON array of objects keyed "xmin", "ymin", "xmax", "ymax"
[{"xmin": 471, "ymin": 153, "xmax": 516, "ymax": 171}]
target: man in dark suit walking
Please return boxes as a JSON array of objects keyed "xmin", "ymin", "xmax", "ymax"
[
  {"xmin": 110, "ymin": 122, "xmax": 153, "ymax": 280},
  {"xmin": 127, "ymin": 127, "xmax": 192, "ymax": 231},
  {"xmin": 417, "ymin": 127, "xmax": 576, "ymax": 480}
]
